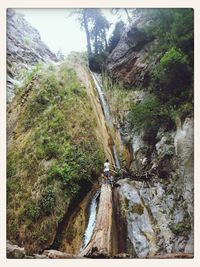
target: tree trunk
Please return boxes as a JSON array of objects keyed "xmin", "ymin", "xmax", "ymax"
[
  {"xmin": 125, "ymin": 8, "xmax": 131, "ymax": 24},
  {"xmin": 94, "ymin": 27, "xmax": 98, "ymax": 54},
  {"xmin": 103, "ymin": 28, "xmax": 108, "ymax": 51},
  {"xmin": 83, "ymin": 11, "xmax": 92, "ymax": 56},
  {"xmin": 80, "ymin": 184, "xmax": 113, "ymax": 258}
]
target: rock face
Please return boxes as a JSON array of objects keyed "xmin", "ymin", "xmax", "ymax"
[
  {"xmin": 105, "ymin": 23, "xmax": 194, "ymax": 255},
  {"xmin": 113, "ymin": 114, "xmax": 194, "ymax": 258},
  {"xmin": 7, "ymin": 9, "xmax": 58, "ymax": 102},
  {"xmin": 107, "ymin": 16, "xmax": 157, "ymax": 88}
]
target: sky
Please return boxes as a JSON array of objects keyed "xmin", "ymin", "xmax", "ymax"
[{"xmin": 15, "ymin": 9, "xmax": 128, "ymax": 56}]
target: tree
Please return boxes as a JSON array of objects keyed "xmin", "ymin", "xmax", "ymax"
[
  {"xmin": 111, "ymin": 8, "xmax": 132, "ymax": 24},
  {"xmin": 108, "ymin": 21, "xmax": 125, "ymax": 53},
  {"xmin": 90, "ymin": 9, "xmax": 110, "ymax": 54},
  {"xmin": 69, "ymin": 9, "xmax": 93, "ymax": 56},
  {"xmin": 70, "ymin": 9, "xmax": 110, "ymax": 56}
]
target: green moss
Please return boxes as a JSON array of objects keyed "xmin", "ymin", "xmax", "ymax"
[
  {"xmin": 124, "ymin": 197, "xmax": 129, "ymax": 210},
  {"xmin": 132, "ymin": 203, "xmax": 144, "ymax": 215},
  {"xmin": 170, "ymin": 211, "xmax": 192, "ymax": 235}
]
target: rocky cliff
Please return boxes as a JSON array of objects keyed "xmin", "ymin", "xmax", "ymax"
[
  {"xmin": 107, "ymin": 15, "xmax": 156, "ymax": 88},
  {"xmin": 7, "ymin": 9, "xmax": 58, "ymax": 102},
  {"xmin": 103, "ymin": 11, "xmax": 194, "ymax": 257},
  {"xmin": 114, "ymin": 116, "xmax": 194, "ymax": 257}
]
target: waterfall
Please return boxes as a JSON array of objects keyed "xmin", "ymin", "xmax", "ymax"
[
  {"xmin": 91, "ymin": 72, "xmax": 121, "ymax": 170},
  {"xmin": 80, "ymin": 190, "xmax": 100, "ymax": 251},
  {"xmin": 112, "ymin": 145, "xmax": 121, "ymax": 170},
  {"xmin": 91, "ymin": 72, "xmax": 113, "ymax": 128}
]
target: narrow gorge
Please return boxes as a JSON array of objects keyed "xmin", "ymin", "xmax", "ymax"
[{"xmin": 7, "ymin": 9, "xmax": 194, "ymax": 259}]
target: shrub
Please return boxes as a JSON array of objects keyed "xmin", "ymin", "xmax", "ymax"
[
  {"xmin": 151, "ymin": 47, "xmax": 192, "ymax": 104},
  {"xmin": 128, "ymin": 97, "xmax": 174, "ymax": 143},
  {"xmin": 44, "ymin": 141, "xmax": 61, "ymax": 159},
  {"xmin": 89, "ymin": 52, "xmax": 108, "ymax": 72},
  {"xmin": 40, "ymin": 185, "xmax": 56, "ymax": 215},
  {"xmin": 25, "ymin": 200, "xmax": 40, "ymax": 221},
  {"xmin": 170, "ymin": 222, "xmax": 191, "ymax": 235}
]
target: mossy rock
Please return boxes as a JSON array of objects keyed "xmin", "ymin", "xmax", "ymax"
[{"xmin": 170, "ymin": 222, "xmax": 191, "ymax": 235}]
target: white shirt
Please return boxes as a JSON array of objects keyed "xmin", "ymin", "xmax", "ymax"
[{"xmin": 104, "ymin": 162, "xmax": 110, "ymax": 172}]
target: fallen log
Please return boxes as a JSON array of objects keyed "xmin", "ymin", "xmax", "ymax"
[{"xmin": 80, "ymin": 183, "xmax": 113, "ymax": 258}]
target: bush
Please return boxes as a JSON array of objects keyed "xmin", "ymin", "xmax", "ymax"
[{"xmin": 152, "ymin": 47, "xmax": 192, "ymax": 104}]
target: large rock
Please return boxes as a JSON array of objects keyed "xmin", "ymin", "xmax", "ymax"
[
  {"xmin": 7, "ymin": 9, "xmax": 58, "ymax": 102},
  {"xmin": 6, "ymin": 240, "xmax": 25, "ymax": 258},
  {"xmin": 116, "ymin": 174, "xmax": 193, "ymax": 258},
  {"xmin": 6, "ymin": 240, "xmax": 78, "ymax": 259},
  {"xmin": 107, "ymin": 16, "xmax": 157, "ymax": 88}
]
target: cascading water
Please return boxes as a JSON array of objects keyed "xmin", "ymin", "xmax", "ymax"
[
  {"xmin": 112, "ymin": 145, "xmax": 121, "ymax": 170},
  {"xmin": 91, "ymin": 72, "xmax": 121, "ymax": 170},
  {"xmin": 91, "ymin": 72, "xmax": 113, "ymax": 128},
  {"xmin": 80, "ymin": 190, "xmax": 100, "ymax": 251}
]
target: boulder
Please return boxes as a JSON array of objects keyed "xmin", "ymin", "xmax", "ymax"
[
  {"xmin": 6, "ymin": 240, "xmax": 25, "ymax": 258},
  {"xmin": 42, "ymin": 249, "xmax": 73, "ymax": 259}
]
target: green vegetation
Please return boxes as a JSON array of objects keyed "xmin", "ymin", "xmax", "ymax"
[
  {"xmin": 98, "ymin": 9, "xmax": 193, "ymax": 148},
  {"xmin": 132, "ymin": 203, "xmax": 144, "ymax": 215},
  {"xmin": 102, "ymin": 72, "xmax": 133, "ymax": 120},
  {"xmin": 151, "ymin": 47, "xmax": 192, "ymax": 104},
  {"xmin": 108, "ymin": 21, "xmax": 125, "ymax": 53},
  {"xmin": 7, "ymin": 58, "xmax": 104, "ymax": 252},
  {"xmin": 127, "ymin": 9, "xmax": 193, "ymax": 140}
]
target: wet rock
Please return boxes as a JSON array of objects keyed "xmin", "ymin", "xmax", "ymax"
[
  {"xmin": 174, "ymin": 117, "xmax": 194, "ymax": 215},
  {"xmin": 6, "ymin": 240, "xmax": 25, "ymax": 258},
  {"xmin": 117, "ymin": 180, "xmax": 158, "ymax": 257},
  {"xmin": 156, "ymin": 134, "xmax": 175, "ymax": 159},
  {"xmin": 173, "ymin": 209, "xmax": 184, "ymax": 224}
]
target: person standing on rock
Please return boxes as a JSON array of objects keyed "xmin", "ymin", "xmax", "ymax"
[{"xmin": 104, "ymin": 159, "xmax": 110, "ymax": 178}]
